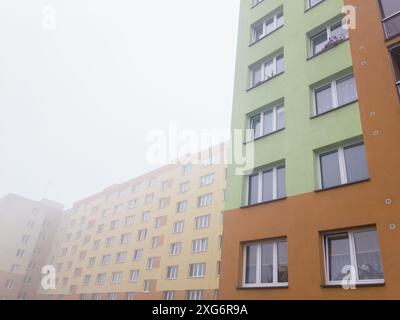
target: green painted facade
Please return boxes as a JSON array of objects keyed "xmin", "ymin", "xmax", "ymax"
[{"xmin": 225, "ymin": 0, "xmax": 363, "ymax": 211}]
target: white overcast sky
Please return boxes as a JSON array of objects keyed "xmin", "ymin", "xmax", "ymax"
[{"xmin": 0, "ymin": 0, "xmax": 240, "ymax": 208}]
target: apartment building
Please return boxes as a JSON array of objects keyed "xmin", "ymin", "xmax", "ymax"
[
  {"xmin": 220, "ymin": 0, "xmax": 400, "ymax": 299},
  {"xmin": 0, "ymin": 194, "xmax": 63, "ymax": 300},
  {"xmin": 40, "ymin": 144, "xmax": 226, "ymax": 300}
]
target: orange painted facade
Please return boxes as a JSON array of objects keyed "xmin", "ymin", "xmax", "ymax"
[{"xmin": 220, "ymin": 0, "xmax": 400, "ymax": 299}]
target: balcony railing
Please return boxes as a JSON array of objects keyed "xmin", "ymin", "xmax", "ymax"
[{"xmin": 382, "ymin": 11, "xmax": 400, "ymax": 39}]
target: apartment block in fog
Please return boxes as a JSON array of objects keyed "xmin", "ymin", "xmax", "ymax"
[
  {"xmin": 0, "ymin": 194, "xmax": 63, "ymax": 300},
  {"xmin": 220, "ymin": 0, "xmax": 400, "ymax": 299},
  {"xmin": 41, "ymin": 144, "xmax": 226, "ymax": 300}
]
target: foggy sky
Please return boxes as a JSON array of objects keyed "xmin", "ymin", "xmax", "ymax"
[{"xmin": 0, "ymin": 0, "xmax": 239, "ymax": 208}]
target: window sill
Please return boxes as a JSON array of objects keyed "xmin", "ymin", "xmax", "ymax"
[
  {"xmin": 247, "ymin": 72, "xmax": 284, "ymax": 92},
  {"xmin": 307, "ymin": 38, "xmax": 349, "ymax": 61},
  {"xmin": 244, "ymin": 128, "xmax": 285, "ymax": 145},
  {"xmin": 251, "ymin": 1, "xmax": 264, "ymax": 9},
  {"xmin": 315, "ymin": 178, "xmax": 370, "ymax": 193},
  {"xmin": 241, "ymin": 197, "xmax": 287, "ymax": 209},
  {"xmin": 310, "ymin": 100, "xmax": 358, "ymax": 119},
  {"xmin": 321, "ymin": 282, "xmax": 385, "ymax": 288},
  {"xmin": 237, "ymin": 284, "xmax": 289, "ymax": 290},
  {"xmin": 304, "ymin": 0, "xmax": 325, "ymax": 13},
  {"xmin": 249, "ymin": 26, "xmax": 284, "ymax": 48}
]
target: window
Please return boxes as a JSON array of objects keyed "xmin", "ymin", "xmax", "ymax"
[
  {"xmin": 183, "ymin": 164, "xmax": 192, "ymax": 175},
  {"xmin": 217, "ymin": 261, "xmax": 221, "ymax": 276},
  {"xmin": 142, "ymin": 211, "xmax": 150, "ymax": 222},
  {"xmin": 310, "ymin": 22, "xmax": 349, "ymax": 56},
  {"xmin": 143, "ymin": 280, "xmax": 151, "ymax": 293},
  {"xmin": 111, "ymin": 272, "xmax": 122, "ymax": 284},
  {"xmin": 100, "ymin": 254, "xmax": 111, "ymax": 266},
  {"xmin": 92, "ymin": 240, "xmax": 100, "ymax": 250},
  {"xmin": 180, "ymin": 182, "xmax": 190, "ymax": 193},
  {"xmin": 144, "ymin": 194, "xmax": 154, "ymax": 204},
  {"xmin": 106, "ymin": 237, "xmax": 115, "ymax": 247},
  {"xmin": 148, "ymin": 178, "xmax": 156, "ymax": 187},
  {"xmin": 110, "ymin": 220, "xmax": 119, "ymax": 230},
  {"xmin": 323, "ymin": 228, "xmax": 384, "ymax": 285},
  {"xmin": 146, "ymin": 257, "xmax": 155, "ymax": 270},
  {"xmin": 200, "ymin": 173, "xmax": 215, "ymax": 187},
  {"xmin": 16, "ymin": 249, "xmax": 24, "ymax": 258},
  {"xmin": 166, "ymin": 266, "xmax": 179, "ymax": 280},
  {"xmin": 21, "ymin": 235, "xmax": 30, "ymax": 244},
  {"xmin": 248, "ymin": 165, "xmax": 286, "ymax": 205},
  {"xmin": 176, "ymin": 200, "xmax": 188, "ymax": 213},
  {"xmin": 108, "ymin": 293, "xmax": 118, "ymax": 300},
  {"xmin": 114, "ymin": 204, "xmax": 124, "ymax": 214},
  {"xmin": 252, "ymin": 0, "xmax": 263, "ymax": 7},
  {"xmin": 186, "ymin": 290, "xmax": 203, "ymax": 301},
  {"xmin": 159, "ymin": 198, "xmax": 169, "ymax": 209},
  {"xmin": 306, "ymin": 0, "xmax": 323, "ymax": 10},
  {"xmin": 83, "ymin": 275, "xmax": 91, "ymax": 286},
  {"xmin": 92, "ymin": 293, "xmax": 101, "ymax": 300},
  {"xmin": 154, "ymin": 217, "xmax": 163, "ymax": 229},
  {"xmin": 125, "ymin": 215, "xmax": 134, "ymax": 226},
  {"xmin": 128, "ymin": 199, "xmax": 138, "ymax": 209},
  {"xmin": 161, "ymin": 180, "xmax": 172, "ymax": 191},
  {"xmin": 129, "ymin": 270, "xmax": 139, "ymax": 282},
  {"xmin": 121, "ymin": 233, "xmax": 131, "ymax": 245},
  {"xmin": 96, "ymin": 273, "xmax": 106, "ymax": 285},
  {"xmin": 313, "ymin": 74, "xmax": 357, "ymax": 116},
  {"xmin": 318, "ymin": 142, "xmax": 369, "ymax": 189},
  {"xmin": 132, "ymin": 184, "xmax": 141, "ymax": 193},
  {"xmin": 251, "ymin": 9, "xmax": 284, "ymax": 43},
  {"xmin": 170, "ymin": 242, "xmax": 182, "ymax": 256},
  {"xmin": 243, "ymin": 239, "xmax": 288, "ymax": 287},
  {"xmin": 88, "ymin": 257, "xmax": 96, "ymax": 267},
  {"xmin": 249, "ymin": 104, "xmax": 285, "ymax": 140},
  {"xmin": 138, "ymin": 229, "xmax": 147, "ymax": 241},
  {"xmin": 4, "ymin": 280, "xmax": 13, "ymax": 289},
  {"xmin": 379, "ymin": 0, "xmax": 400, "ymax": 39},
  {"xmin": 151, "ymin": 236, "xmax": 161, "ymax": 249},
  {"xmin": 192, "ymin": 238, "xmax": 209, "ymax": 252},
  {"xmin": 189, "ymin": 263, "xmax": 206, "ymax": 278},
  {"xmin": 173, "ymin": 221, "xmax": 185, "ymax": 234},
  {"xmin": 195, "ymin": 215, "xmax": 211, "ymax": 229},
  {"xmin": 250, "ymin": 53, "xmax": 284, "ymax": 88},
  {"xmin": 115, "ymin": 252, "xmax": 127, "ymax": 264},
  {"xmin": 126, "ymin": 292, "xmax": 134, "ymax": 301},
  {"xmin": 133, "ymin": 249, "xmax": 143, "ymax": 261},
  {"xmin": 198, "ymin": 193, "xmax": 213, "ymax": 207},
  {"xmin": 97, "ymin": 224, "xmax": 105, "ymax": 234},
  {"xmin": 163, "ymin": 291, "xmax": 175, "ymax": 300},
  {"xmin": 389, "ymin": 45, "xmax": 400, "ymax": 94}
]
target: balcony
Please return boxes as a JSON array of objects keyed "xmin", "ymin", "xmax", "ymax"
[
  {"xmin": 389, "ymin": 45, "xmax": 400, "ymax": 94},
  {"xmin": 382, "ymin": 11, "xmax": 400, "ymax": 39}
]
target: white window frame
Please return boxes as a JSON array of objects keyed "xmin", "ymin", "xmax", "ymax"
[
  {"xmin": 166, "ymin": 266, "xmax": 179, "ymax": 280},
  {"xmin": 189, "ymin": 263, "xmax": 206, "ymax": 278},
  {"xmin": 317, "ymin": 142, "xmax": 367, "ymax": 189},
  {"xmin": 170, "ymin": 242, "xmax": 182, "ymax": 256},
  {"xmin": 248, "ymin": 103, "xmax": 285, "ymax": 141},
  {"xmin": 129, "ymin": 270, "xmax": 139, "ymax": 282},
  {"xmin": 177, "ymin": 200, "xmax": 188, "ymax": 213},
  {"xmin": 143, "ymin": 280, "xmax": 151, "ymax": 293},
  {"xmin": 312, "ymin": 74, "xmax": 357, "ymax": 116},
  {"xmin": 108, "ymin": 292, "xmax": 118, "ymax": 300},
  {"xmin": 151, "ymin": 236, "xmax": 160, "ymax": 249},
  {"xmin": 195, "ymin": 215, "xmax": 211, "ymax": 229},
  {"xmin": 146, "ymin": 257, "xmax": 155, "ymax": 270},
  {"xmin": 125, "ymin": 215, "xmax": 134, "ymax": 226},
  {"xmin": 323, "ymin": 228, "xmax": 385, "ymax": 286},
  {"xmin": 192, "ymin": 238, "xmax": 209, "ymax": 253},
  {"xmin": 173, "ymin": 221, "xmax": 185, "ymax": 234},
  {"xmin": 111, "ymin": 272, "xmax": 122, "ymax": 284},
  {"xmin": 242, "ymin": 239, "xmax": 288, "ymax": 288},
  {"xmin": 310, "ymin": 21, "xmax": 349, "ymax": 57},
  {"xmin": 200, "ymin": 173, "xmax": 215, "ymax": 187},
  {"xmin": 180, "ymin": 182, "xmax": 190, "ymax": 193},
  {"xmin": 186, "ymin": 290, "xmax": 203, "ymax": 301},
  {"xmin": 121, "ymin": 233, "xmax": 131, "ymax": 245},
  {"xmin": 198, "ymin": 193, "xmax": 213, "ymax": 208},
  {"xmin": 138, "ymin": 229, "xmax": 147, "ymax": 241},
  {"xmin": 251, "ymin": 9, "xmax": 284, "ymax": 44},
  {"xmin": 163, "ymin": 291, "xmax": 175, "ymax": 300},
  {"xmin": 306, "ymin": 0, "xmax": 324, "ymax": 10},
  {"xmin": 250, "ymin": 53, "xmax": 284, "ymax": 88},
  {"xmin": 96, "ymin": 273, "xmax": 106, "ymax": 285},
  {"xmin": 115, "ymin": 252, "xmax": 127, "ymax": 264},
  {"xmin": 133, "ymin": 249, "xmax": 143, "ymax": 261},
  {"xmin": 247, "ymin": 165, "xmax": 285, "ymax": 205}
]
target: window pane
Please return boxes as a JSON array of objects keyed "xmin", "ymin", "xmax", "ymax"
[
  {"xmin": 250, "ymin": 114, "xmax": 261, "ymax": 139},
  {"xmin": 276, "ymin": 55, "xmax": 284, "ymax": 74},
  {"xmin": 245, "ymin": 245, "xmax": 257, "ymax": 284},
  {"xmin": 278, "ymin": 241, "xmax": 288, "ymax": 283},
  {"xmin": 327, "ymin": 233, "xmax": 351, "ymax": 282},
  {"xmin": 265, "ymin": 18, "xmax": 275, "ymax": 34},
  {"xmin": 253, "ymin": 24, "xmax": 264, "ymax": 42},
  {"xmin": 337, "ymin": 75, "xmax": 357, "ymax": 106},
  {"xmin": 354, "ymin": 230, "xmax": 384, "ymax": 280},
  {"xmin": 315, "ymin": 84, "xmax": 333, "ymax": 115},
  {"xmin": 262, "ymin": 170, "xmax": 274, "ymax": 202},
  {"xmin": 276, "ymin": 105, "xmax": 285, "ymax": 130},
  {"xmin": 261, "ymin": 243, "xmax": 274, "ymax": 284},
  {"xmin": 379, "ymin": 0, "xmax": 400, "ymax": 18},
  {"xmin": 277, "ymin": 166, "xmax": 286, "ymax": 199},
  {"xmin": 344, "ymin": 144, "xmax": 369, "ymax": 183},
  {"xmin": 277, "ymin": 12, "xmax": 284, "ymax": 28},
  {"xmin": 263, "ymin": 110, "xmax": 274, "ymax": 135},
  {"xmin": 252, "ymin": 65, "xmax": 262, "ymax": 85},
  {"xmin": 320, "ymin": 150, "xmax": 341, "ymax": 189},
  {"xmin": 264, "ymin": 60, "xmax": 274, "ymax": 79},
  {"xmin": 309, "ymin": 0, "xmax": 323, "ymax": 8},
  {"xmin": 249, "ymin": 174, "xmax": 259, "ymax": 205},
  {"xmin": 330, "ymin": 23, "xmax": 349, "ymax": 41},
  {"xmin": 312, "ymin": 30, "xmax": 328, "ymax": 55}
]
